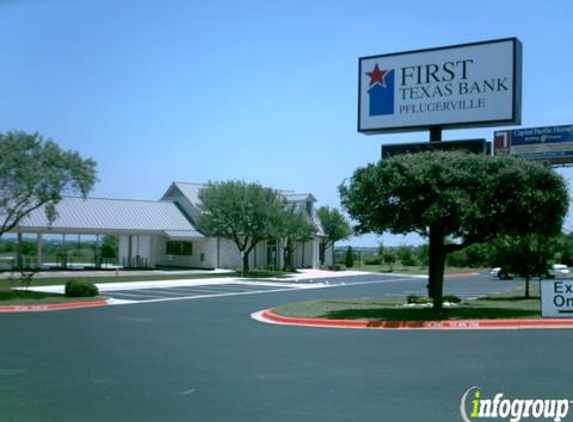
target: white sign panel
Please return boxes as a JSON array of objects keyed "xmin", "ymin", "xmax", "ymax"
[
  {"xmin": 541, "ymin": 280, "xmax": 573, "ymax": 318},
  {"xmin": 358, "ymin": 38, "xmax": 522, "ymax": 134}
]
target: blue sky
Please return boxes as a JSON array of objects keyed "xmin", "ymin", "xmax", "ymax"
[{"xmin": 2, "ymin": 0, "xmax": 572, "ymax": 246}]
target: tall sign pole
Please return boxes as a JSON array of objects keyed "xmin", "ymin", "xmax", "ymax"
[
  {"xmin": 428, "ymin": 126, "xmax": 441, "ymax": 298},
  {"xmin": 430, "ymin": 126, "xmax": 442, "ymax": 143},
  {"xmin": 358, "ymin": 38, "xmax": 523, "ymax": 300}
]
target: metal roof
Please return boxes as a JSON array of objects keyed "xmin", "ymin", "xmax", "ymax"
[
  {"xmin": 8, "ymin": 182, "xmax": 325, "ymax": 239},
  {"xmin": 169, "ymin": 182, "xmax": 317, "ymax": 206},
  {"xmin": 284, "ymin": 193, "xmax": 316, "ymax": 203},
  {"xmin": 163, "ymin": 230, "xmax": 204, "ymax": 240},
  {"xmin": 165, "ymin": 182, "xmax": 204, "ymax": 206},
  {"xmin": 14, "ymin": 197, "xmax": 203, "ymax": 236}
]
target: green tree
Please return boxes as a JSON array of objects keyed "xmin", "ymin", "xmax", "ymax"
[
  {"xmin": 0, "ymin": 131, "xmax": 97, "ymax": 236},
  {"xmin": 557, "ymin": 232, "xmax": 573, "ymax": 267},
  {"xmin": 464, "ymin": 243, "xmax": 489, "ymax": 268},
  {"xmin": 100, "ymin": 235, "xmax": 118, "ymax": 265},
  {"xmin": 197, "ymin": 180, "xmax": 286, "ymax": 273},
  {"xmin": 316, "ymin": 206, "xmax": 352, "ymax": 268},
  {"xmin": 344, "ymin": 246, "xmax": 355, "ymax": 268},
  {"xmin": 383, "ymin": 249, "xmax": 396, "ymax": 270},
  {"xmin": 417, "ymin": 244, "xmax": 430, "ymax": 267},
  {"xmin": 446, "ymin": 248, "xmax": 469, "ymax": 267},
  {"xmin": 377, "ymin": 242, "xmax": 385, "ymax": 258},
  {"xmin": 340, "ymin": 151, "xmax": 568, "ymax": 311},
  {"xmin": 489, "ymin": 234, "xmax": 558, "ymax": 298},
  {"xmin": 396, "ymin": 245, "xmax": 418, "ymax": 267},
  {"xmin": 278, "ymin": 207, "xmax": 316, "ymax": 271}
]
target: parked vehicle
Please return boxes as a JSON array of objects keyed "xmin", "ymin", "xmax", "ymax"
[
  {"xmin": 489, "ymin": 267, "xmax": 512, "ymax": 280},
  {"xmin": 490, "ymin": 264, "xmax": 570, "ymax": 280},
  {"xmin": 550, "ymin": 264, "xmax": 570, "ymax": 278}
]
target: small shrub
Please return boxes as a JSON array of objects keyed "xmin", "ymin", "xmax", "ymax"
[
  {"xmin": 407, "ymin": 295, "xmax": 432, "ymax": 304},
  {"xmin": 383, "ymin": 252, "xmax": 396, "ymax": 265},
  {"xmin": 65, "ymin": 280, "xmax": 99, "ymax": 298},
  {"xmin": 364, "ymin": 257, "xmax": 383, "ymax": 265},
  {"xmin": 19, "ymin": 271, "xmax": 37, "ymax": 291},
  {"xmin": 443, "ymin": 295, "xmax": 462, "ymax": 304},
  {"xmin": 8, "ymin": 270, "xmax": 37, "ymax": 292},
  {"xmin": 344, "ymin": 246, "xmax": 355, "ymax": 268},
  {"xmin": 396, "ymin": 246, "xmax": 419, "ymax": 267}
]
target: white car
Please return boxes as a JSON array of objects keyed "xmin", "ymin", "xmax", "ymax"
[
  {"xmin": 490, "ymin": 264, "xmax": 570, "ymax": 280},
  {"xmin": 550, "ymin": 264, "xmax": 570, "ymax": 278},
  {"xmin": 489, "ymin": 267, "xmax": 512, "ymax": 280}
]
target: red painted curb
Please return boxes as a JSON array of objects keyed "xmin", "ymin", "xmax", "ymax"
[
  {"xmin": 445, "ymin": 272, "xmax": 481, "ymax": 278},
  {"xmin": 0, "ymin": 300, "xmax": 109, "ymax": 313},
  {"xmin": 260, "ymin": 309, "xmax": 573, "ymax": 330}
]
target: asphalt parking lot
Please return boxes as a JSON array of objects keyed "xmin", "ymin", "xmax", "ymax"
[
  {"xmin": 98, "ymin": 272, "xmax": 525, "ymax": 305},
  {"xmin": 102, "ymin": 282, "xmax": 305, "ymax": 303},
  {"xmin": 1, "ymin": 272, "xmax": 569, "ymax": 422}
]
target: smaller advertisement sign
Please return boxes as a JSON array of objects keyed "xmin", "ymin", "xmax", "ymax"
[
  {"xmin": 541, "ymin": 279, "xmax": 573, "ymax": 318},
  {"xmin": 494, "ymin": 125, "xmax": 573, "ymax": 164}
]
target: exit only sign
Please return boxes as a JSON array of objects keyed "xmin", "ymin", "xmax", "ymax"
[{"xmin": 541, "ymin": 280, "xmax": 573, "ymax": 318}]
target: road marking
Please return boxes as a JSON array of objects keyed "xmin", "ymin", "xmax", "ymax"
[
  {"xmin": 105, "ymin": 277, "xmax": 410, "ymax": 306},
  {"xmin": 107, "ymin": 287, "xmax": 306, "ymax": 305}
]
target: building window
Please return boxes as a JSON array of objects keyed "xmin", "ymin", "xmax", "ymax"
[{"xmin": 166, "ymin": 241, "xmax": 193, "ymax": 256}]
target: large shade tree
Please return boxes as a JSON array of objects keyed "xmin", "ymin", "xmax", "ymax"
[
  {"xmin": 339, "ymin": 151, "xmax": 569, "ymax": 310},
  {"xmin": 197, "ymin": 180, "xmax": 287, "ymax": 272},
  {"xmin": 0, "ymin": 131, "xmax": 97, "ymax": 237}
]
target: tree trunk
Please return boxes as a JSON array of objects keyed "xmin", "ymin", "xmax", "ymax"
[
  {"xmin": 242, "ymin": 252, "xmax": 249, "ymax": 274},
  {"xmin": 428, "ymin": 225, "xmax": 446, "ymax": 311},
  {"xmin": 525, "ymin": 277, "xmax": 530, "ymax": 299},
  {"xmin": 331, "ymin": 242, "xmax": 335, "ymax": 269},
  {"xmin": 17, "ymin": 232, "xmax": 23, "ymax": 271},
  {"xmin": 283, "ymin": 240, "xmax": 292, "ymax": 272},
  {"xmin": 282, "ymin": 246, "xmax": 288, "ymax": 272}
]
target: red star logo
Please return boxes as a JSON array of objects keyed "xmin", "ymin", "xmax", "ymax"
[{"xmin": 366, "ymin": 64, "xmax": 388, "ymax": 87}]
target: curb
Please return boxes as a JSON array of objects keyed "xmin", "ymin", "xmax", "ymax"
[
  {"xmin": 445, "ymin": 272, "xmax": 481, "ymax": 278},
  {"xmin": 0, "ymin": 299, "xmax": 109, "ymax": 313},
  {"xmin": 254, "ymin": 309, "xmax": 573, "ymax": 330}
]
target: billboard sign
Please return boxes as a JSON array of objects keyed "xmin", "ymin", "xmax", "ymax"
[
  {"xmin": 494, "ymin": 124, "xmax": 573, "ymax": 164},
  {"xmin": 541, "ymin": 280, "xmax": 573, "ymax": 318},
  {"xmin": 358, "ymin": 38, "xmax": 522, "ymax": 134}
]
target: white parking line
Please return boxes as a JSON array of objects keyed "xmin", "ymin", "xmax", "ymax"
[
  {"xmin": 104, "ymin": 277, "xmax": 410, "ymax": 305},
  {"xmin": 106, "ymin": 287, "xmax": 304, "ymax": 305},
  {"xmin": 104, "ymin": 291, "xmax": 156, "ymax": 299}
]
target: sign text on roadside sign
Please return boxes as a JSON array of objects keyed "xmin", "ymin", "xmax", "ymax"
[
  {"xmin": 358, "ymin": 38, "xmax": 522, "ymax": 134},
  {"xmin": 541, "ymin": 280, "xmax": 573, "ymax": 318}
]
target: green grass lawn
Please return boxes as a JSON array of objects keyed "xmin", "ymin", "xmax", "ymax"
[
  {"xmin": 0, "ymin": 271, "xmax": 238, "ymax": 287},
  {"xmin": 350, "ymin": 263, "xmax": 482, "ymax": 275},
  {"xmin": 0, "ymin": 269, "xmax": 292, "ymax": 306},
  {"xmin": 0, "ymin": 289, "xmax": 105, "ymax": 305},
  {"xmin": 0, "ymin": 269, "xmax": 296, "ymax": 288},
  {"xmin": 273, "ymin": 283, "xmax": 542, "ymax": 322}
]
